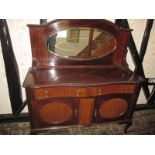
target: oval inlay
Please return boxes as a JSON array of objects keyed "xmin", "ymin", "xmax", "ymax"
[
  {"xmin": 99, "ymin": 98, "xmax": 128, "ymax": 119},
  {"xmin": 39, "ymin": 102, "xmax": 73, "ymax": 124}
]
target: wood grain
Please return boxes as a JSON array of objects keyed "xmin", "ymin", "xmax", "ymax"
[
  {"xmin": 78, "ymin": 98, "xmax": 95, "ymax": 125},
  {"xmin": 39, "ymin": 102, "xmax": 73, "ymax": 124},
  {"xmin": 99, "ymin": 98, "xmax": 128, "ymax": 118}
]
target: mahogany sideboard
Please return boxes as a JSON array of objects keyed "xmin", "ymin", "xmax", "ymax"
[{"xmin": 23, "ymin": 19, "xmax": 144, "ymax": 134}]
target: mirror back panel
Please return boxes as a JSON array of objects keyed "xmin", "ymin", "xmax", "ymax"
[{"xmin": 28, "ymin": 19, "xmax": 131, "ymax": 68}]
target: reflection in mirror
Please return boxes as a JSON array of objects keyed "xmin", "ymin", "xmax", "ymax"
[{"xmin": 46, "ymin": 27, "xmax": 117, "ymax": 60}]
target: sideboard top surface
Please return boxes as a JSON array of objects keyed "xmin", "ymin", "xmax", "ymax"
[{"xmin": 23, "ymin": 65, "xmax": 144, "ymax": 88}]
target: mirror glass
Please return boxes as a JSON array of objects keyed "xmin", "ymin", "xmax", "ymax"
[{"xmin": 46, "ymin": 27, "xmax": 117, "ymax": 60}]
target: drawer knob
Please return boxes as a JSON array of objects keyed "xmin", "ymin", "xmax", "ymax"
[
  {"xmin": 98, "ymin": 88, "xmax": 102, "ymax": 95},
  {"xmin": 76, "ymin": 89, "xmax": 80, "ymax": 97},
  {"xmin": 44, "ymin": 90, "xmax": 48, "ymax": 97}
]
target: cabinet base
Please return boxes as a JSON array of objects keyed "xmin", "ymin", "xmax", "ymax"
[{"xmin": 30, "ymin": 120, "xmax": 132, "ymax": 135}]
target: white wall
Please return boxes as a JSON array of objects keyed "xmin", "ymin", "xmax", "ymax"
[
  {"xmin": 0, "ymin": 19, "xmax": 154, "ymax": 114},
  {"xmin": 0, "ymin": 20, "xmax": 39, "ymax": 114},
  {"xmin": 128, "ymin": 20, "xmax": 155, "ymax": 103}
]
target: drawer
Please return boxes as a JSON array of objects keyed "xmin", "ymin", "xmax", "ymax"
[
  {"xmin": 86, "ymin": 84, "xmax": 136, "ymax": 97},
  {"xmin": 34, "ymin": 87, "xmax": 87, "ymax": 100},
  {"xmin": 33, "ymin": 84, "xmax": 136, "ymax": 100}
]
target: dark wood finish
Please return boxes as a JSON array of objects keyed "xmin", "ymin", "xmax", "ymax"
[
  {"xmin": 139, "ymin": 19, "xmax": 154, "ymax": 104},
  {"xmin": 135, "ymin": 103, "xmax": 155, "ymax": 111},
  {"xmin": 0, "ymin": 19, "xmax": 23, "ymax": 114},
  {"xmin": 147, "ymin": 86, "xmax": 155, "ymax": 104},
  {"xmin": 23, "ymin": 19, "xmax": 145, "ymax": 134},
  {"xmin": 27, "ymin": 19, "xmax": 131, "ymax": 67},
  {"xmin": 139, "ymin": 19, "xmax": 154, "ymax": 62},
  {"xmin": 0, "ymin": 113, "xmax": 30, "ymax": 123},
  {"xmin": 115, "ymin": 19, "xmax": 151, "ymax": 100}
]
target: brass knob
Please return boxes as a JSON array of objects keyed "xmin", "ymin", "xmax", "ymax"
[
  {"xmin": 76, "ymin": 89, "xmax": 80, "ymax": 97},
  {"xmin": 98, "ymin": 88, "xmax": 102, "ymax": 95},
  {"xmin": 44, "ymin": 90, "xmax": 48, "ymax": 97}
]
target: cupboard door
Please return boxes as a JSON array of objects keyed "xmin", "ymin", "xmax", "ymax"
[
  {"xmin": 34, "ymin": 98, "xmax": 79, "ymax": 127},
  {"xmin": 94, "ymin": 95, "xmax": 131, "ymax": 123},
  {"xmin": 98, "ymin": 98, "xmax": 128, "ymax": 118}
]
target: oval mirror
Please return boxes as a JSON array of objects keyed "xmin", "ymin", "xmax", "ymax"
[{"xmin": 46, "ymin": 27, "xmax": 117, "ymax": 60}]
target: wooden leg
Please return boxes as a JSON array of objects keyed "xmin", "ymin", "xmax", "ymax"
[
  {"xmin": 30, "ymin": 130, "xmax": 37, "ymax": 135},
  {"xmin": 124, "ymin": 121, "xmax": 132, "ymax": 134}
]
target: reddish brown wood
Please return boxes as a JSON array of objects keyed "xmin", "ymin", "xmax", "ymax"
[
  {"xmin": 99, "ymin": 98, "xmax": 128, "ymax": 118},
  {"xmin": 78, "ymin": 98, "xmax": 95, "ymax": 125},
  {"xmin": 29, "ymin": 98, "xmax": 78, "ymax": 128},
  {"xmin": 93, "ymin": 37, "xmax": 116, "ymax": 57},
  {"xmin": 27, "ymin": 19, "xmax": 131, "ymax": 67},
  {"xmin": 23, "ymin": 19, "xmax": 145, "ymax": 134},
  {"xmin": 39, "ymin": 101, "xmax": 73, "ymax": 124},
  {"xmin": 23, "ymin": 66, "xmax": 143, "ymax": 88},
  {"xmin": 88, "ymin": 28, "xmax": 94, "ymax": 57},
  {"xmin": 32, "ymin": 84, "xmax": 136, "ymax": 100}
]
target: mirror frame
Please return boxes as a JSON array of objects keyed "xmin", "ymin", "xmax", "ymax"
[{"xmin": 46, "ymin": 27, "xmax": 117, "ymax": 61}]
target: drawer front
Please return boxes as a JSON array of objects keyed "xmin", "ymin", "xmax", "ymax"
[
  {"xmin": 86, "ymin": 84, "xmax": 136, "ymax": 97},
  {"xmin": 34, "ymin": 84, "xmax": 136, "ymax": 100},
  {"xmin": 34, "ymin": 87, "xmax": 87, "ymax": 100}
]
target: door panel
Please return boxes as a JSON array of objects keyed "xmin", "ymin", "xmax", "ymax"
[
  {"xmin": 33, "ymin": 98, "xmax": 79, "ymax": 127},
  {"xmin": 94, "ymin": 94, "xmax": 132, "ymax": 123}
]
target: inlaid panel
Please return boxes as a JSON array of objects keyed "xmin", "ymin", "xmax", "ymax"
[
  {"xmin": 39, "ymin": 102, "xmax": 73, "ymax": 124},
  {"xmin": 99, "ymin": 98, "xmax": 128, "ymax": 119}
]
